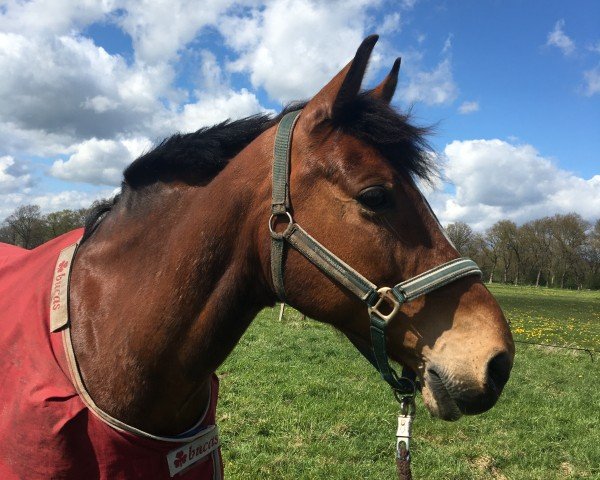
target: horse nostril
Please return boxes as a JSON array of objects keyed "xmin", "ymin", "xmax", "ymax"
[{"xmin": 487, "ymin": 351, "xmax": 512, "ymax": 394}]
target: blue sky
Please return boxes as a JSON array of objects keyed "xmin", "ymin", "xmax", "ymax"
[
  {"xmin": 0, "ymin": 0, "xmax": 598, "ymax": 229},
  {"xmin": 412, "ymin": 1, "xmax": 600, "ymax": 178}
]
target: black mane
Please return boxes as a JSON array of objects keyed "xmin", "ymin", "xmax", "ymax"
[
  {"xmin": 123, "ymin": 104, "xmax": 302, "ymax": 188},
  {"xmin": 85, "ymin": 96, "xmax": 433, "ymax": 239},
  {"xmin": 123, "ymin": 95, "xmax": 433, "ymax": 189},
  {"xmin": 81, "ymin": 196, "xmax": 121, "ymax": 243}
]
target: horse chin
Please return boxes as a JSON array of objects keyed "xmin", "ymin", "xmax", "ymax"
[{"xmin": 421, "ymin": 370, "xmax": 463, "ymax": 421}]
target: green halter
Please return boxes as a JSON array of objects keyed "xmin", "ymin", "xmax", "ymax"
[{"xmin": 269, "ymin": 110, "xmax": 482, "ymax": 395}]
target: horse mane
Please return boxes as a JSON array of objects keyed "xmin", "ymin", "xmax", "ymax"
[
  {"xmin": 81, "ymin": 195, "xmax": 121, "ymax": 243},
  {"xmin": 123, "ymin": 103, "xmax": 304, "ymax": 189},
  {"xmin": 84, "ymin": 96, "xmax": 433, "ymax": 239}
]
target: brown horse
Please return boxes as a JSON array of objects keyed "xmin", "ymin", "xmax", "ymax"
[{"xmin": 0, "ymin": 35, "xmax": 513, "ymax": 478}]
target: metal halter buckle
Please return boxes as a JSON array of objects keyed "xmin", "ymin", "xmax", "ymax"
[
  {"xmin": 396, "ymin": 396, "xmax": 415, "ymax": 460},
  {"xmin": 269, "ymin": 212, "xmax": 294, "ymax": 239},
  {"xmin": 368, "ymin": 287, "xmax": 401, "ymax": 323}
]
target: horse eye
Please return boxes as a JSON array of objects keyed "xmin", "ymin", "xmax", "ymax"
[{"xmin": 357, "ymin": 186, "xmax": 391, "ymax": 210}]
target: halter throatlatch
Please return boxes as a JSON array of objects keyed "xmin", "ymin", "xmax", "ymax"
[{"xmin": 269, "ymin": 109, "xmax": 482, "ymax": 395}]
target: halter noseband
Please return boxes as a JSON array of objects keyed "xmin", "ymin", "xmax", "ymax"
[{"xmin": 269, "ymin": 110, "xmax": 482, "ymax": 395}]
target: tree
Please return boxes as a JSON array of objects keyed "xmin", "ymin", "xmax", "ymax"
[
  {"xmin": 44, "ymin": 209, "xmax": 86, "ymax": 238},
  {"xmin": 4, "ymin": 205, "xmax": 45, "ymax": 248},
  {"xmin": 510, "ymin": 225, "xmax": 525, "ymax": 285},
  {"xmin": 469, "ymin": 232, "xmax": 491, "ymax": 279},
  {"xmin": 484, "ymin": 225, "xmax": 502, "ymax": 284},
  {"xmin": 549, "ymin": 213, "xmax": 589, "ymax": 289},
  {"xmin": 581, "ymin": 219, "xmax": 600, "ymax": 288},
  {"xmin": 445, "ymin": 222, "xmax": 475, "ymax": 256},
  {"xmin": 520, "ymin": 218, "xmax": 553, "ymax": 287},
  {"xmin": 0, "ymin": 223, "xmax": 18, "ymax": 244},
  {"xmin": 487, "ymin": 220, "xmax": 518, "ymax": 284}
]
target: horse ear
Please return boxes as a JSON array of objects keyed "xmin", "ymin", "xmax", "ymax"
[
  {"xmin": 302, "ymin": 35, "xmax": 379, "ymax": 128},
  {"xmin": 370, "ymin": 57, "xmax": 401, "ymax": 104}
]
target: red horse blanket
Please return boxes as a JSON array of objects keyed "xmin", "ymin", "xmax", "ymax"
[{"xmin": 0, "ymin": 230, "xmax": 223, "ymax": 479}]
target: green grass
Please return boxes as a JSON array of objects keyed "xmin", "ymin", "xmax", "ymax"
[
  {"xmin": 489, "ymin": 284, "xmax": 600, "ymax": 349},
  {"xmin": 217, "ymin": 286, "xmax": 600, "ymax": 479}
]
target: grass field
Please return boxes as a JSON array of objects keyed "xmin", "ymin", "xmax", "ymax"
[{"xmin": 217, "ymin": 285, "xmax": 600, "ymax": 479}]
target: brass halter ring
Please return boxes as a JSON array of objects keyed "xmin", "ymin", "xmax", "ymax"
[{"xmin": 368, "ymin": 287, "xmax": 402, "ymax": 323}]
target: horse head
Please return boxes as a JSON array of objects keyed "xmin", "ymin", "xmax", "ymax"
[{"xmin": 264, "ymin": 35, "xmax": 514, "ymax": 420}]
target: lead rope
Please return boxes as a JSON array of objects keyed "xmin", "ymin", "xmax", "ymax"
[{"xmin": 396, "ymin": 395, "xmax": 416, "ymax": 480}]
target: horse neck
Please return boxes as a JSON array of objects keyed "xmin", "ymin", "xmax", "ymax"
[{"xmin": 69, "ymin": 135, "xmax": 275, "ymax": 435}]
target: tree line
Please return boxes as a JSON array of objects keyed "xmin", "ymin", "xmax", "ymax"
[
  {"xmin": 446, "ymin": 214, "xmax": 600, "ymax": 290},
  {"xmin": 0, "ymin": 204, "xmax": 88, "ymax": 249},
  {"xmin": 2, "ymin": 204, "xmax": 599, "ymax": 289}
]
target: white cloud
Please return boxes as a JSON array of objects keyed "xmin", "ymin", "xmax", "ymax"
[
  {"xmin": 583, "ymin": 65, "xmax": 600, "ymax": 96},
  {"xmin": 400, "ymin": 0, "xmax": 417, "ymax": 9},
  {"xmin": 0, "ymin": 0, "xmax": 284, "ymax": 217},
  {"xmin": 34, "ymin": 188, "xmax": 119, "ymax": 212},
  {"xmin": 0, "ymin": 3, "xmax": 277, "ymax": 149},
  {"xmin": 197, "ymin": 50, "xmax": 228, "ymax": 93},
  {"xmin": 168, "ymin": 49, "xmax": 275, "ymax": 131},
  {"xmin": 0, "ymin": 13, "xmax": 276, "ymax": 192},
  {"xmin": 116, "ymin": 0, "xmax": 238, "ymax": 65},
  {"xmin": 546, "ymin": 19, "xmax": 575, "ymax": 56},
  {"xmin": 0, "ymin": 32, "xmax": 172, "ymax": 144},
  {"xmin": 50, "ymin": 137, "xmax": 152, "ymax": 186},
  {"xmin": 398, "ymin": 32, "xmax": 458, "ymax": 107},
  {"xmin": 379, "ymin": 12, "xmax": 401, "ymax": 35},
  {"xmin": 81, "ymin": 95, "xmax": 121, "ymax": 113},
  {"xmin": 403, "ymin": 58, "xmax": 458, "ymax": 105},
  {"xmin": 589, "ymin": 41, "xmax": 600, "ymax": 54},
  {"xmin": 218, "ymin": 0, "xmax": 379, "ymax": 103},
  {"xmin": 427, "ymin": 139, "xmax": 600, "ymax": 230},
  {"xmin": 0, "ymin": 188, "xmax": 118, "ymax": 219},
  {"xmin": 0, "ymin": 2, "xmax": 267, "ymax": 153},
  {"xmin": 0, "ymin": 0, "xmax": 112, "ymax": 36},
  {"xmin": 0, "ymin": 156, "xmax": 33, "ymax": 194},
  {"xmin": 175, "ymin": 89, "xmax": 273, "ymax": 132},
  {"xmin": 0, "ymin": 121, "xmax": 75, "ymax": 157},
  {"xmin": 442, "ymin": 34, "xmax": 452, "ymax": 55},
  {"xmin": 458, "ymin": 100, "xmax": 479, "ymax": 114},
  {"xmin": 0, "ymin": 0, "xmax": 239, "ymax": 66}
]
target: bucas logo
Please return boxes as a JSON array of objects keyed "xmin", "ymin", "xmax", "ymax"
[{"xmin": 51, "ymin": 262, "xmax": 69, "ymax": 311}]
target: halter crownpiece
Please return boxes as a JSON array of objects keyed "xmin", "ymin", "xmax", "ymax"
[{"xmin": 269, "ymin": 109, "xmax": 482, "ymax": 395}]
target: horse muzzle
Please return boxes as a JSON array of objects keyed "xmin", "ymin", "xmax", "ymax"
[{"xmin": 421, "ymin": 350, "xmax": 513, "ymax": 421}]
